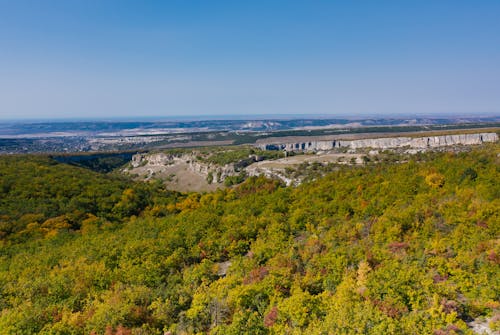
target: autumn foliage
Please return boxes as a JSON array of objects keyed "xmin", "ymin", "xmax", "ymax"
[{"xmin": 0, "ymin": 144, "xmax": 498, "ymax": 334}]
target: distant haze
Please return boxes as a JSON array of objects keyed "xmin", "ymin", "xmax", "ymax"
[{"xmin": 1, "ymin": 1, "xmax": 499, "ymax": 120}]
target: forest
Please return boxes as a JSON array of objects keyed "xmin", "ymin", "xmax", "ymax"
[{"xmin": 0, "ymin": 144, "xmax": 498, "ymax": 334}]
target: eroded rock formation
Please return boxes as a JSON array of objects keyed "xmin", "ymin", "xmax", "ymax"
[
  {"xmin": 259, "ymin": 132, "xmax": 498, "ymax": 152},
  {"xmin": 130, "ymin": 152, "xmax": 236, "ymax": 183}
]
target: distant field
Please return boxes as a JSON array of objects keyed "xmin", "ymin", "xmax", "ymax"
[{"xmin": 1, "ymin": 121, "xmax": 499, "ymax": 154}]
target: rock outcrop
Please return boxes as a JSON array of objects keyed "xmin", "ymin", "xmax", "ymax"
[
  {"xmin": 130, "ymin": 152, "xmax": 236, "ymax": 183},
  {"xmin": 259, "ymin": 132, "xmax": 498, "ymax": 152}
]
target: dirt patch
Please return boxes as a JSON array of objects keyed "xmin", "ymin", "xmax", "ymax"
[
  {"xmin": 247, "ymin": 153, "xmax": 364, "ymax": 170},
  {"xmin": 155, "ymin": 140, "xmax": 234, "ymax": 149},
  {"xmin": 246, "ymin": 152, "xmax": 366, "ymax": 186}
]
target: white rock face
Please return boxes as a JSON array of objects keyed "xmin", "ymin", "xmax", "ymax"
[
  {"xmin": 246, "ymin": 165, "xmax": 295, "ymax": 186},
  {"xmin": 131, "ymin": 152, "xmax": 172, "ymax": 167},
  {"xmin": 467, "ymin": 316, "xmax": 497, "ymax": 335},
  {"xmin": 259, "ymin": 132, "xmax": 498, "ymax": 152},
  {"xmin": 130, "ymin": 153, "xmax": 236, "ymax": 183}
]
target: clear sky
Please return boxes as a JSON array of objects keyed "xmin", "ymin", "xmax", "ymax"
[{"xmin": 0, "ymin": 0, "xmax": 499, "ymax": 120}]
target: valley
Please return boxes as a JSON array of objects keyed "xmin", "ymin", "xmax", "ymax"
[
  {"xmin": 1, "ymin": 117, "xmax": 498, "ymax": 154},
  {"xmin": 123, "ymin": 129, "xmax": 499, "ymax": 191},
  {"xmin": 0, "ymin": 141, "xmax": 498, "ymax": 334},
  {"xmin": 0, "ymin": 119, "xmax": 498, "ymax": 334}
]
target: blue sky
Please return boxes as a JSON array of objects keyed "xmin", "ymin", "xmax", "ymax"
[{"xmin": 0, "ymin": 1, "xmax": 499, "ymax": 119}]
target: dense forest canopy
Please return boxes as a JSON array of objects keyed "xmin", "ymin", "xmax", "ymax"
[{"xmin": 0, "ymin": 144, "xmax": 498, "ymax": 334}]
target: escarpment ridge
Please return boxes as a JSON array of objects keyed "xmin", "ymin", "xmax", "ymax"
[{"xmin": 258, "ymin": 132, "xmax": 498, "ymax": 151}]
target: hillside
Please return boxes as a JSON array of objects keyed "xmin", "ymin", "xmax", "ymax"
[
  {"xmin": 0, "ymin": 144, "xmax": 498, "ymax": 334},
  {"xmin": 0, "ymin": 155, "xmax": 181, "ymax": 241},
  {"xmin": 123, "ymin": 131, "xmax": 499, "ymax": 190}
]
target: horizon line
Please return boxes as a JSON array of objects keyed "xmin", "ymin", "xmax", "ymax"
[{"xmin": 1, "ymin": 112, "xmax": 499, "ymax": 123}]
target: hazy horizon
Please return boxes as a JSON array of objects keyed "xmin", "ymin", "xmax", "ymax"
[
  {"xmin": 1, "ymin": 112, "xmax": 500, "ymax": 124},
  {"xmin": 1, "ymin": 1, "xmax": 500, "ymax": 119}
]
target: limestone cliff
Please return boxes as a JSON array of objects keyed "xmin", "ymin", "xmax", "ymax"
[
  {"xmin": 130, "ymin": 152, "xmax": 236, "ymax": 183},
  {"xmin": 259, "ymin": 132, "xmax": 498, "ymax": 152}
]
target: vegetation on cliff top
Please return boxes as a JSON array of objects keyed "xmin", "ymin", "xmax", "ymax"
[{"xmin": 0, "ymin": 144, "xmax": 498, "ymax": 334}]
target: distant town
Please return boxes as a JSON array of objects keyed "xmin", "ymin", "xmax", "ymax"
[{"xmin": 1, "ymin": 116, "xmax": 498, "ymax": 154}]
